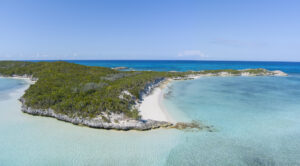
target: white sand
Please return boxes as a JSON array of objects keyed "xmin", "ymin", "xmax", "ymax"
[{"xmin": 139, "ymin": 85, "xmax": 174, "ymax": 122}]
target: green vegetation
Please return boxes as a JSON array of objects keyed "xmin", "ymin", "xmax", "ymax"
[
  {"xmin": 0, "ymin": 61, "xmax": 184, "ymax": 119},
  {"xmin": 199, "ymin": 69, "xmax": 242, "ymax": 74},
  {"xmin": 0, "ymin": 61, "xmax": 271, "ymax": 120}
]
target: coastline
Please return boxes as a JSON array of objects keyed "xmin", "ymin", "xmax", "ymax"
[
  {"xmin": 139, "ymin": 79, "xmax": 175, "ymax": 123},
  {"xmin": 0, "ymin": 75, "xmax": 173, "ymax": 131},
  {"xmin": 0, "ymin": 68, "xmax": 288, "ymax": 131}
]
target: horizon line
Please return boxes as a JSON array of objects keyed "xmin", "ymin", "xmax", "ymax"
[{"xmin": 4, "ymin": 59, "xmax": 300, "ymax": 63}]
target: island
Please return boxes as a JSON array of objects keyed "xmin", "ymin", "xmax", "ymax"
[{"xmin": 0, "ymin": 61, "xmax": 287, "ymax": 130}]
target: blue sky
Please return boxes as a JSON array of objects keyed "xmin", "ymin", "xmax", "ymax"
[{"xmin": 0, "ymin": 0, "xmax": 299, "ymax": 61}]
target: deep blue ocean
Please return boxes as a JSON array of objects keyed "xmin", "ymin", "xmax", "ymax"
[
  {"xmin": 31, "ymin": 60, "xmax": 300, "ymax": 74},
  {"xmin": 1, "ymin": 60, "xmax": 300, "ymax": 165}
]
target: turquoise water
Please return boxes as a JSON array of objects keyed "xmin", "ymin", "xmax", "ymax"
[
  {"xmin": 1, "ymin": 61, "xmax": 300, "ymax": 165},
  {"xmin": 163, "ymin": 76, "xmax": 300, "ymax": 165}
]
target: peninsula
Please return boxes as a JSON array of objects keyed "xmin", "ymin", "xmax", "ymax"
[{"xmin": 0, "ymin": 61, "xmax": 287, "ymax": 130}]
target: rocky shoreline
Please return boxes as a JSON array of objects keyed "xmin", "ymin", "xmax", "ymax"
[{"xmin": 20, "ymin": 98, "xmax": 172, "ymax": 130}]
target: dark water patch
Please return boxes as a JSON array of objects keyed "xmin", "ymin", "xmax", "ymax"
[
  {"xmin": 242, "ymin": 155, "xmax": 276, "ymax": 166},
  {"xmin": 171, "ymin": 120, "xmax": 216, "ymax": 132},
  {"xmin": 163, "ymin": 85, "xmax": 174, "ymax": 99}
]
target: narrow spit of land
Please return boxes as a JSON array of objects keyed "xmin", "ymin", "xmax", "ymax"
[{"xmin": 0, "ymin": 61, "xmax": 287, "ymax": 131}]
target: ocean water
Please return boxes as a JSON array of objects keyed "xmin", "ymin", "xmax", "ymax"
[
  {"xmin": 1, "ymin": 61, "xmax": 300, "ymax": 165},
  {"xmin": 31, "ymin": 60, "xmax": 300, "ymax": 73}
]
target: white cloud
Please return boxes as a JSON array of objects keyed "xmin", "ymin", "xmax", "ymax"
[{"xmin": 178, "ymin": 50, "xmax": 207, "ymax": 59}]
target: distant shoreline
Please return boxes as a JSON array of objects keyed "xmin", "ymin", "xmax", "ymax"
[{"xmin": 16, "ymin": 59, "xmax": 300, "ymax": 63}]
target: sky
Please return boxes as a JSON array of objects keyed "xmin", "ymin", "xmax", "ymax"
[{"xmin": 0, "ymin": 0, "xmax": 299, "ymax": 61}]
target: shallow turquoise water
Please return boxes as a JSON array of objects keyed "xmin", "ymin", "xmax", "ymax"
[
  {"xmin": 0, "ymin": 79, "xmax": 181, "ymax": 166},
  {"xmin": 1, "ymin": 75, "xmax": 300, "ymax": 165},
  {"xmin": 163, "ymin": 76, "xmax": 300, "ymax": 165},
  {"xmin": 0, "ymin": 78, "xmax": 26, "ymax": 101}
]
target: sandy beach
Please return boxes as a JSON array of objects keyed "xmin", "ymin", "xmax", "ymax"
[{"xmin": 139, "ymin": 81, "xmax": 175, "ymax": 123}]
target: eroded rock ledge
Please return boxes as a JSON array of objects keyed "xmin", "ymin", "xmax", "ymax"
[{"xmin": 20, "ymin": 98, "xmax": 173, "ymax": 130}]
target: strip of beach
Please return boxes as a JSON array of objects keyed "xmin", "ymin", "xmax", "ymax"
[{"xmin": 139, "ymin": 83, "xmax": 174, "ymax": 123}]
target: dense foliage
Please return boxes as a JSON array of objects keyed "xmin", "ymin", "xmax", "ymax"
[{"xmin": 0, "ymin": 61, "xmax": 185, "ymax": 119}]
